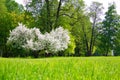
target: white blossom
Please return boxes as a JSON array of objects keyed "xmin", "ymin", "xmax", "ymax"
[
  {"xmin": 44, "ymin": 27, "xmax": 70, "ymax": 53},
  {"xmin": 7, "ymin": 23, "xmax": 30, "ymax": 49},
  {"xmin": 7, "ymin": 24, "xmax": 70, "ymax": 53}
]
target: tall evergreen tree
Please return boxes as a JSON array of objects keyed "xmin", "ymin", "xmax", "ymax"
[{"xmin": 100, "ymin": 3, "xmax": 120, "ymax": 56}]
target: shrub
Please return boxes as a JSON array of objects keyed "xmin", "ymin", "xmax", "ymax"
[{"xmin": 7, "ymin": 23, "xmax": 70, "ymax": 56}]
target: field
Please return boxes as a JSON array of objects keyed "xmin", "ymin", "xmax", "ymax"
[{"xmin": 0, "ymin": 57, "xmax": 120, "ymax": 80}]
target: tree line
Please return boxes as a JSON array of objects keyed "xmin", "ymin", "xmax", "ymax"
[{"xmin": 0, "ymin": 0, "xmax": 120, "ymax": 57}]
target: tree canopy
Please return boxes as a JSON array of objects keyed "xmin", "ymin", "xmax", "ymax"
[{"xmin": 0, "ymin": 0, "xmax": 120, "ymax": 57}]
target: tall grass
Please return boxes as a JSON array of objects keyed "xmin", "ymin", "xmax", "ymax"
[{"xmin": 0, "ymin": 57, "xmax": 120, "ymax": 80}]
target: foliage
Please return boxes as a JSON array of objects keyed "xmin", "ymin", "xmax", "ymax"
[
  {"xmin": 1, "ymin": 0, "xmax": 120, "ymax": 57},
  {"xmin": 99, "ymin": 3, "xmax": 120, "ymax": 56},
  {"xmin": 0, "ymin": 0, "xmax": 7, "ymax": 14},
  {"xmin": 60, "ymin": 0, "xmax": 87, "ymax": 55},
  {"xmin": 0, "ymin": 12, "xmax": 21, "ymax": 57},
  {"xmin": 0, "ymin": 0, "xmax": 26, "ymax": 57},
  {"xmin": 62, "ymin": 34, "xmax": 76, "ymax": 56},
  {"xmin": 0, "ymin": 57, "xmax": 120, "ymax": 79},
  {"xmin": 5, "ymin": 0, "xmax": 24, "ymax": 14},
  {"xmin": 113, "ymin": 29, "xmax": 120, "ymax": 56},
  {"xmin": 7, "ymin": 24, "xmax": 70, "ymax": 55},
  {"xmin": 25, "ymin": 0, "xmax": 58, "ymax": 33},
  {"xmin": 71, "ymin": 16, "xmax": 91, "ymax": 56}
]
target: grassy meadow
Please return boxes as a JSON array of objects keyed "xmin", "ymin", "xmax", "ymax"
[{"xmin": 0, "ymin": 57, "xmax": 120, "ymax": 80}]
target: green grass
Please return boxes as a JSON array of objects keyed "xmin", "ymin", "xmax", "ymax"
[{"xmin": 0, "ymin": 57, "xmax": 120, "ymax": 80}]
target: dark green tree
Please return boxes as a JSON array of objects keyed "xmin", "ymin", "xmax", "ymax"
[
  {"xmin": 25, "ymin": 0, "xmax": 59, "ymax": 33},
  {"xmin": 100, "ymin": 3, "xmax": 120, "ymax": 56},
  {"xmin": 5, "ymin": 0, "xmax": 24, "ymax": 14},
  {"xmin": 0, "ymin": 0, "xmax": 25, "ymax": 57}
]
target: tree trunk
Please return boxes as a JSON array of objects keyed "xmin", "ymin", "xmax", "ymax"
[
  {"xmin": 45, "ymin": 0, "xmax": 52, "ymax": 32},
  {"xmin": 54, "ymin": 0, "xmax": 62, "ymax": 28},
  {"xmin": 81, "ymin": 18, "xmax": 90, "ymax": 56},
  {"xmin": 89, "ymin": 15, "xmax": 97, "ymax": 56}
]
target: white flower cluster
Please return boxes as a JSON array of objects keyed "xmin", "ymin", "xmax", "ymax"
[
  {"xmin": 7, "ymin": 23, "xmax": 70, "ymax": 53},
  {"xmin": 44, "ymin": 27, "xmax": 70, "ymax": 53}
]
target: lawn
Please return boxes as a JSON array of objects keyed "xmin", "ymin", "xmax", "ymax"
[{"xmin": 0, "ymin": 57, "xmax": 120, "ymax": 80}]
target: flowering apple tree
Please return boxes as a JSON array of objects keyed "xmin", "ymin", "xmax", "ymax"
[{"xmin": 7, "ymin": 23, "xmax": 70, "ymax": 54}]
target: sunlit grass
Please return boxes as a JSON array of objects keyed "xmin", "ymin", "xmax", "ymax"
[{"xmin": 0, "ymin": 57, "xmax": 120, "ymax": 80}]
